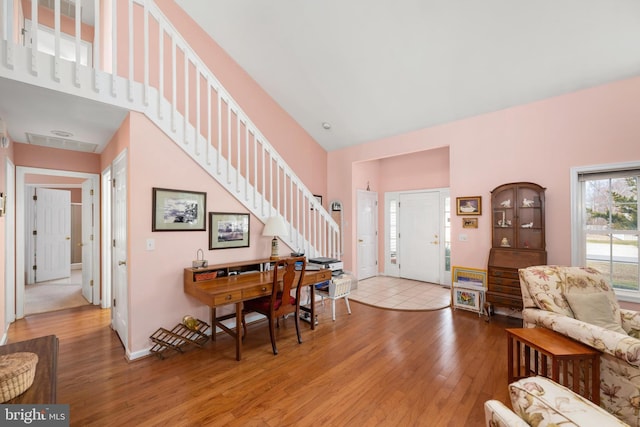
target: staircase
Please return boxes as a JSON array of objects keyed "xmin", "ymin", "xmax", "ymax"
[{"xmin": 0, "ymin": 0, "xmax": 339, "ymax": 258}]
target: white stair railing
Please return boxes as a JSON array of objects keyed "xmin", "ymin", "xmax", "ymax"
[{"xmin": 0, "ymin": 0, "xmax": 339, "ymax": 258}]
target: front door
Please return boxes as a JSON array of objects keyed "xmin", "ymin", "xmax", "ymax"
[{"xmin": 398, "ymin": 191, "xmax": 441, "ymax": 283}]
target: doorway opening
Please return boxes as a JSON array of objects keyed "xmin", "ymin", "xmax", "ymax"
[{"xmin": 15, "ymin": 167, "xmax": 101, "ymax": 319}]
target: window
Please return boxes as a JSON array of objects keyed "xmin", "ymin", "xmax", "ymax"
[{"xmin": 573, "ymin": 163, "xmax": 640, "ymax": 300}]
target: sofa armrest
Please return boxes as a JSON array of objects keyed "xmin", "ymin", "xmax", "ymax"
[
  {"xmin": 523, "ymin": 307, "xmax": 640, "ymax": 368},
  {"xmin": 484, "ymin": 400, "xmax": 529, "ymax": 427},
  {"xmin": 621, "ymin": 308, "xmax": 640, "ymax": 338}
]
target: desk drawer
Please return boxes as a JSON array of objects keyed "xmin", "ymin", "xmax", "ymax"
[
  {"xmin": 243, "ymin": 284, "xmax": 270, "ymax": 299},
  {"xmin": 314, "ymin": 271, "xmax": 332, "ymax": 281},
  {"xmin": 213, "ymin": 291, "xmax": 242, "ymax": 305}
]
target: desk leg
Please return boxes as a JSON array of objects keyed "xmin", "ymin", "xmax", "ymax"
[
  {"xmin": 310, "ymin": 285, "xmax": 316, "ymax": 330},
  {"xmin": 235, "ymin": 302, "xmax": 242, "ymax": 361},
  {"xmin": 211, "ymin": 307, "xmax": 216, "ymax": 342}
]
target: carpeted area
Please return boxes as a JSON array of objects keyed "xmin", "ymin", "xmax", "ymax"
[
  {"xmin": 25, "ymin": 282, "xmax": 89, "ymax": 315},
  {"xmin": 348, "ymin": 276, "xmax": 451, "ymax": 311}
]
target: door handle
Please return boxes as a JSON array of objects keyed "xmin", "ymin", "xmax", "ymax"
[
  {"xmin": 118, "ymin": 260, "xmax": 127, "ymax": 266},
  {"xmin": 66, "ymin": 236, "xmax": 71, "ymax": 240}
]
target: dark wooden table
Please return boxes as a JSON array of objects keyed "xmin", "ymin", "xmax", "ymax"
[
  {"xmin": 506, "ymin": 328, "xmax": 600, "ymax": 404},
  {"xmin": 0, "ymin": 335, "xmax": 58, "ymax": 403}
]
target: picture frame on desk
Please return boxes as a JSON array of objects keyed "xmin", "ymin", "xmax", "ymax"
[
  {"xmin": 209, "ymin": 212, "xmax": 250, "ymax": 250},
  {"xmin": 152, "ymin": 188, "xmax": 206, "ymax": 231}
]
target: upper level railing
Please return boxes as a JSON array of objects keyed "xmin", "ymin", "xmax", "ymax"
[{"xmin": 0, "ymin": 0, "xmax": 339, "ymax": 258}]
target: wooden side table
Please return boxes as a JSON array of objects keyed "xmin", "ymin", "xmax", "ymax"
[{"xmin": 506, "ymin": 328, "xmax": 600, "ymax": 404}]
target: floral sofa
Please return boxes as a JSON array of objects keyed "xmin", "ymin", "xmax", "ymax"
[
  {"xmin": 519, "ymin": 265, "xmax": 640, "ymax": 427},
  {"xmin": 485, "ymin": 376, "xmax": 628, "ymax": 426}
]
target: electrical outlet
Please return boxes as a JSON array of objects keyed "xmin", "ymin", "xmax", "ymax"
[
  {"xmin": 459, "ymin": 234, "xmax": 468, "ymax": 242},
  {"xmin": 146, "ymin": 238, "xmax": 155, "ymax": 251}
]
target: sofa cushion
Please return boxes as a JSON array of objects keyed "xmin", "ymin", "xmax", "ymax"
[
  {"xmin": 564, "ymin": 291, "xmax": 626, "ymax": 334},
  {"xmin": 509, "ymin": 376, "xmax": 628, "ymax": 426},
  {"xmin": 519, "ymin": 265, "xmax": 574, "ymax": 317}
]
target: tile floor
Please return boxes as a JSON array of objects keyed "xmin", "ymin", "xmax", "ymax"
[{"xmin": 348, "ymin": 276, "xmax": 451, "ymax": 311}]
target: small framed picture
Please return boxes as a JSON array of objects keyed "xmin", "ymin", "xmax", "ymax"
[
  {"xmin": 152, "ymin": 188, "xmax": 206, "ymax": 231},
  {"xmin": 312, "ymin": 194, "xmax": 323, "ymax": 210},
  {"xmin": 209, "ymin": 212, "xmax": 250, "ymax": 250},
  {"xmin": 453, "ymin": 287, "xmax": 481, "ymax": 312},
  {"xmin": 462, "ymin": 218, "xmax": 478, "ymax": 229},
  {"xmin": 456, "ymin": 196, "xmax": 482, "ymax": 216}
]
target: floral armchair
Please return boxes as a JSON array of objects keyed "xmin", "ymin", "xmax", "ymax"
[
  {"xmin": 485, "ymin": 376, "xmax": 628, "ymax": 426},
  {"xmin": 519, "ymin": 265, "xmax": 640, "ymax": 427}
]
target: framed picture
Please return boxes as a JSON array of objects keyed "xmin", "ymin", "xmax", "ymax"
[
  {"xmin": 462, "ymin": 218, "xmax": 478, "ymax": 229},
  {"xmin": 453, "ymin": 287, "xmax": 482, "ymax": 313},
  {"xmin": 209, "ymin": 212, "xmax": 250, "ymax": 250},
  {"xmin": 452, "ymin": 266, "xmax": 487, "ymax": 288},
  {"xmin": 311, "ymin": 194, "xmax": 323, "ymax": 210},
  {"xmin": 456, "ymin": 196, "xmax": 482, "ymax": 215},
  {"xmin": 152, "ymin": 188, "xmax": 206, "ymax": 231}
]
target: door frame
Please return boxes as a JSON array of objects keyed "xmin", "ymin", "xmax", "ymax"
[{"xmin": 16, "ymin": 167, "xmax": 101, "ymax": 319}]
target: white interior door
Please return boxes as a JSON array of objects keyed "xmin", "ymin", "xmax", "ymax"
[
  {"xmin": 5, "ymin": 159, "xmax": 15, "ymax": 323},
  {"xmin": 81, "ymin": 179, "xmax": 94, "ymax": 302},
  {"xmin": 357, "ymin": 190, "xmax": 378, "ymax": 280},
  {"xmin": 35, "ymin": 188, "xmax": 71, "ymax": 282},
  {"xmin": 398, "ymin": 192, "xmax": 440, "ymax": 283},
  {"xmin": 112, "ymin": 151, "xmax": 128, "ymax": 348}
]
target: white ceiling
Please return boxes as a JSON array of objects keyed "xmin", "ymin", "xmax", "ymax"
[
  {"xmin": 1, "ymin": 1, "xmax": 639, "ymax": 155},
  {"xmin": 175, "ymin": 0, "xmax": 640, "ymax": 151}
]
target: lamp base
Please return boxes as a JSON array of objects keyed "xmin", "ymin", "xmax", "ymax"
[{"xmin": 270, "ymin": 237, "xmax": 279, "ymax": 260}]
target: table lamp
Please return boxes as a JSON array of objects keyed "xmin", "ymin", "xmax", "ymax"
[{"xmin": 263, "ymin": 216, "xmax": 288, "ymax": 260}]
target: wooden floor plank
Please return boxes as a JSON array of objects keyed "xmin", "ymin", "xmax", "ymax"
[{"xmin": 6, "ymin": 299, "xmax": 521, "ymax": 426}]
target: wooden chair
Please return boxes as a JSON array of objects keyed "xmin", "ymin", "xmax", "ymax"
[{"xmin": 242, "ymin": 257, "xmax": 306, "ymax": 355}]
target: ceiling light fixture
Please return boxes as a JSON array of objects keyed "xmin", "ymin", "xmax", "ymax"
[
  {"xmin": 51, "ymin": 130, "xmax": 73, "ymax": 138},
  {"xmin": 322, "ymin": 122, "xmax": 331, "ymax": 130}
]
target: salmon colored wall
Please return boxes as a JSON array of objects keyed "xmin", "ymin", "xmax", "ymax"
[
  {"xmin": 153, "ymin": 1, "xmax": 327, "ymax": 200},
  {"xmin": 14, "ymin": 144, "xmax": 101, "ymax": 174},
  {"xmin": 126, "ymin": 112, "xmax": 283, "ymax": 354},
  {"xmin": 329, "ymin": 76, "xmax": 640, "ymax": 277}
]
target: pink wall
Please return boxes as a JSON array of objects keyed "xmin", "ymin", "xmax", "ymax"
[
  {"xmin": 329, "ymin": 76, "xmax": 640, "ymax": 276},
  {"xmin": 153, "ymin": 1, "xmax": 328, "ymax": 200},
  {"xmin": 125, "ymin": 112, "xmax": 289, "ymax": 353},
  {"xmin": 14, "ymin": 144, "xmax": 101, "ymax": 174}
]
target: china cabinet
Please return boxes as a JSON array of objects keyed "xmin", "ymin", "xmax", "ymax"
[{"xmin": 487, "ymin": 182, "xmax": 546, "ymax": 310}]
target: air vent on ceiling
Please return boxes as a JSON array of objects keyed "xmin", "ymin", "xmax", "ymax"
[
  {"xmin": 38, "ymin": 0, "xmax": 76, "ymax": 20},
  {"xmin": 26, "ymin": 132, "xmax": 98, "ymax": 153}
]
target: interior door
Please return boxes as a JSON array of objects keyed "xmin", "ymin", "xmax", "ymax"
[
  {"xmin": 81, "ymin": 179, "xmax": 94, "ymax": 302},
  {"xmin": 35, "ymin": 188, "xmax": 71, "ymax": 282},
  {"xmin": 357, "ymin": 190, "xmax": 378, "ymax": 280},
  {"xmin": 398, "ymin": 191, "xmax": 440, "ymax": 283},
  {"xmin": 112, "ymin": 151, "xmax": 129, "ymax": 348}
]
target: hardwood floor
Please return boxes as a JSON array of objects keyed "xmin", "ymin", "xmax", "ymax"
[{"xmin": 7, "ymin": 301, "xmax": 521, "ymax": 426}]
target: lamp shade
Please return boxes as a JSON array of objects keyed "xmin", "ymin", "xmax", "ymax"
[{"xmin": 262, "ymin": 216, "xmax": 288, "ymax": 237}]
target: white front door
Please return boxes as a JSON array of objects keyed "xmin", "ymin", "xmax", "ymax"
[
  {"xmin": 399, "ymin": 191, "xmax": 440, "ymax": 283},
  {"xmin": 35, "ymin": 188, "xmax": 71, "ymax": 282},
  {"xmin": 5, "ymin": 160, "xmax": 15, "ymax": 323},
  {"xmin": 81, "ymin": 179, "xmax": 94, "ymax": 302},
  {"xmin": 112, "ymin": 151, "xmax": 129, "ymax": 348},
  {"xmin": 357, "ymin": 190, "xmax": 378, "ymax": 280}
]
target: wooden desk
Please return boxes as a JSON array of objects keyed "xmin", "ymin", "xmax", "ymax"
[
  {"xmin": 0, "ymin": 335, "xmax": 58, "ymax": 403},
  {"xmin": 506, "ymin": 328, "xmax": 600, "ymax": 404},
  {"xmin": 184, "ymin": 264, "xmax": 331, "ymax": 360}
]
